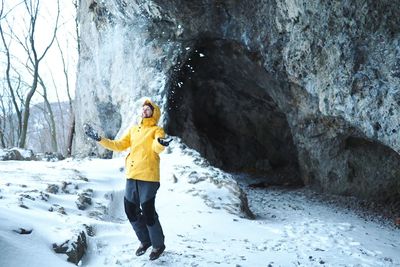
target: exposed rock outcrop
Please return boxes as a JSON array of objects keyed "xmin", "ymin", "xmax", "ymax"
[
  {"xmin": 52, "ymin": 231, "xmax": 87, "ymax": 265},
  {"xmin": 76, "ymin": 189, "xmax": 93, "ymax": 210},
  {"xmin": 0, "ymin": 148, "xmax": 37, "ymax": 161},
  {"xmin": 75, "ymin": 0, "xmax": 400, "ymax": 202},
  {"xmin": 0, "ymin": 149, "xmax": 64, "ymax": 161}
]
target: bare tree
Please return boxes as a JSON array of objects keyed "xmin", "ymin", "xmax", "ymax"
[
  {"xmin": 21, "ymin": 56, "xmax": 60, "ymax": 152},
  {"xmin": 1, "ymin": 0, "xmax": 78, "ymax": 153},
  {"xmin": 0, "ymin": 0, "xmax": 60, "ymax": 148},
  {"xmin": 0, "ymin": 88, "xmax": 7, "ymax": 148},
  {"xmin": 55, "ymin": 36, "xmax": 75, "ymax": 156},
  {"xmin": 0, "ymin": 0, "xmax": 23, "ymax": 144},
  {"xmin": 50, "ymin": 71, "xmax": 66, "ymax": 153},
  {"xmin": 28, "ymin": 101, "xmax": 52, "ymax": 152},
  {"xmin": 17, "ymin": 0, "xmax": 60, "ymax": 148},
  {"xmin": 38, "ymin": 75, "xmax": 58, "ymax": 152},
  {"xmin": 63, "ymin": 0, "xmax": 80, "ymax": 156}
]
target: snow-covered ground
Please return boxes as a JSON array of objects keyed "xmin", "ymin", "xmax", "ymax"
[{"xmin": 1, "ymin": 140, "xmax": 399, "ymax": 267}]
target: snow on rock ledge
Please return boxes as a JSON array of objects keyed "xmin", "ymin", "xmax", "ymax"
[
  {"xmin": 0, "ymin": 148, "xmax": 64, "ymax": 162},
  {"xmin": 166, "ymin": 138, "xmax": 255, "ymax": 219},
  {"xmin": 52, "ymin": 231, "xmax": 87, "ymax": 265},
  {"xmin": 0, "ymin": 148, "xmax": 37, "ymax": 161}
]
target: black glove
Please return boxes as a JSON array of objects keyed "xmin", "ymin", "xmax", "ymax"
[
  {"xmin": 83, "ymin": 123, "xmax": 101, "ymax": 142},
  {"xmin": 157, "ymin": 137, "xmax": 172, "ymax": 147}
]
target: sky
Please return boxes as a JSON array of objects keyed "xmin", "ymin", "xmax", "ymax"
[{"xmin": 0, "ymin": 0, "xmax": 77, "ymax": 105}]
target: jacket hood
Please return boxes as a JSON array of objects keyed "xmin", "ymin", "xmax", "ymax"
[{"xmin": 142, "ymin": 99, "xmax": 161, "ymax": 126}]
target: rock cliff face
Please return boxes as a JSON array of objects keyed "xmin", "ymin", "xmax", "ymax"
[{"xmin": 75, "ymin": 0, "xmax": 400, "ymax": 202}]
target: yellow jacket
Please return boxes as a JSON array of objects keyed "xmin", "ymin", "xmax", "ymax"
[{"xmin": 99, "ymin": 99, "xmax": 165, "ymax": 182}]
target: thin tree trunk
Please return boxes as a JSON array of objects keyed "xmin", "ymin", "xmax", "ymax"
[
  {"xmin": 55, "ymin": 4, "xmax": 76, "ymax": 156},
  {"xmin": 0, "ymin": 124, "xmax": 5, "ymax": 148},
  {"xmin": 66, "ymin": 114, "xmax": 75, "ymax": 157},
  {"xmin": 0, "ymin": 92, "xmax": 7, "ymax": 147},
  {"xmin": 39, "ymin": 77, "xmax": 58, "ymax": 152},
  {"xmin": 0, "ymin": 16, "xmax": 22, "ymax": 142},
  {"xmin": 66, "ymin": 0, "xmax": 79, "ymax": 156},
  {"xmin": 19, "ymin": 0, "xmax": 60, "ymax": 148},
  {"xmin": 19, "ymin": 56, "xmax": 40, "ymax": 148},
  {"xmin": 51, "ymin": 72, "xmax": 66, "ymax": 153}
]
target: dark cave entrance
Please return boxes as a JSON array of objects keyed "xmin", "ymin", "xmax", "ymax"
[{"xmin": 166, "ymin": 39, "xmax": 302, "ymax": 186}]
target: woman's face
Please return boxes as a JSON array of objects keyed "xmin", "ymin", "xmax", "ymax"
[{"xmin": 142, "ymin": 105, "xmax": 153, "ymax": 118}]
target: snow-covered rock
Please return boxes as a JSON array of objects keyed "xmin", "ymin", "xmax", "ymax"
[
  {"xmin": 0, "ymin": 148, "xmax": 37, "ymax": 161},
  {"xmin": 52, "ymin": 231, "xmax": 87, "ymax": 265},
  {"xmin": 0, "ymin": 149, "xmax": 65, "ymax": 162}
]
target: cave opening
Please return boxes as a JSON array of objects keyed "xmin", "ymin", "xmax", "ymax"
[{"xmin": 166, "ymin": 39, "xmax": 302, "ymax": 186}]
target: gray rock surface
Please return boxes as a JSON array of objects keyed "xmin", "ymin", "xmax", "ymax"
[
  {"xmin": 0, "ymin": 148, "xmax": 37, "ymax": 161},
  {"xmin": 75, "ymin": 0, "xmax": 400, "ymax": 202},
  {"xmin": 52, "ymin": 231, "xmax": 87, "ymax": 265},
  {"xmin": 76, "ymin": 189, "xmax": 93, "ymax": 210},
  {"xmin": 46, "ymin": 184, "xmax": 59, "ymax": 194}
]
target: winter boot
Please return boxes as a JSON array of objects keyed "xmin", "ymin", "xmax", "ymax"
[
  {"xmin": 149, "ymin": 245, "xmax": 166, "ymax": 260},
  {"xmin": 136, "ymin": 243, "xmax": 151, "ymax": 256}
]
